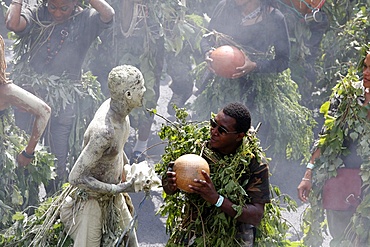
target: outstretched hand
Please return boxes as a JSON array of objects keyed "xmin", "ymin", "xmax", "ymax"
[{"xmin": 189, "ymin": 170, "xmax": 219, "ymax": 205}]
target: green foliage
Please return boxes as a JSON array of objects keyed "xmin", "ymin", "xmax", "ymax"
[
  {"xmin": 154, "ymin": 107, "xmax": 298, "ymax": 246},
  {"xmin": 318, "ymin": 1, "xmax": 370, "ymax": 86},
  {"xmin": 0, "ymin": 110, "xmax": 55, "ymax": 230},
  {"xmin": 301, "ymin": 67, "xmax": 370, "ymax": 246},
  {"xmin": 0, "ymin": 186, "xmax": 74, "ymax": 247},
  {"xmin": 278, "ymin": 0, "xmax": 370, "ymax": 116}
]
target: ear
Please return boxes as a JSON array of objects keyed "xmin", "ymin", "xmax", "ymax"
[
  {"xmin": 125, "ymin": 90, "xmax": 132, "ymax": 99},
  {"xmin": 236, "ymin": 132, "xmax": 245, "ymax": 142}
]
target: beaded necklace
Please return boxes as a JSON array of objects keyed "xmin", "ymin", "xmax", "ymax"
[
  {"xmin": 241, "ymin": 6, "xmax": 261, "ymax": 24},
  {"xmin": 46, "ymin": 27, "xmax": 69, "ymax": 64}
]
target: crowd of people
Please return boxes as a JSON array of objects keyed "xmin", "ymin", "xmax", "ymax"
[{"xmin": 1, "ymin": 0, "xmax": 369, "ymax": 246}]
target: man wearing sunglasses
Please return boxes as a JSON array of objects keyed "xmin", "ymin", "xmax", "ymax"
[{"xmin": 162, "ymin": 102, "xmax": 270, "ymax": 246}]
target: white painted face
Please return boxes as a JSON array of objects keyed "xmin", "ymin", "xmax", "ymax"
[
  {"xmin": 108, "ymin": 65, "xmax": 146, "ymax": 108},
  {"xmin": 129, "ymin": 78, "xmax": 146, "ymax": 108}
]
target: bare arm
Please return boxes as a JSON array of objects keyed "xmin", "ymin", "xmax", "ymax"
[
  {"xmin": 89, "ymin": 0, "xmax": 115, "ymax": 24},
  {"xmin": 1, "ymin": 84, "xmax": 51, "ymax": 166},
  {"xmin": 162, "ymin": 165, "xmax": 264, "ymax": 225},
  {"xmin": 297, "ymin": 148, "xmax": 321, "ymax": 202},
  {"xmin": 69, "ymin": 133, "xmax": 135, "ymax": 194},
  {"xmin": 5, "ymin": 0, "xmax": 27, "ymax": 32}
]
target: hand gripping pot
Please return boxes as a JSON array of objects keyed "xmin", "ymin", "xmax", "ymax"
[
  {"xmin": 173, "ymin": 154, "xmax": 210, "ymax": 193},
  {"xmin": 210, "ymin": 45, "xmax": 245, "ymax": 78}
]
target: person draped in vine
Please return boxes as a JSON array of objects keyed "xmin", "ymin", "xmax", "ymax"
[
  {"xmin": 200, "ymin": 0, "xmax": 290, "ymax": 77},
  {"xmin": 196, "ymin": 0, "xmax": 290, "ymax": 106},
  {"xmin": 5, "ymin": 0, "xmax": 114, "ymax": 194},
  {"xmin": 193, "ymin": 0, "xmax": 314, "ymax": 161},
  {"xmin": 297, "ymin": 48, "xmax": 370, "ymax": 246},
  {"xmin": 162, "ymin": 102, "xmax": 270, "ymax": 246}
]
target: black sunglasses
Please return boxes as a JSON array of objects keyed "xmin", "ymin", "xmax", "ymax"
[{"xmin": 210, "ymin": 118, "xmax": 238, "ymax": 135}]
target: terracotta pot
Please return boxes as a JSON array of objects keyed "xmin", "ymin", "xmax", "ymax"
[
  {"xmin": 282, "ymin": 0, "xmax": 326, "ymax": 15},
  {"xmin": 173, "ymin": 154, "xmax": 210, "ymax": 193},
  {"xmin": 210, "ymin": 45, "xmax": 245, "ymax": 78}
]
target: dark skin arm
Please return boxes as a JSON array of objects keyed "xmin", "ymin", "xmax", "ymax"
[
  {"xmin": 162, "ymin": 168, "xmax": 265, "ymax": 226},
  {"xmin": 297, "ymin": 148, "xmax": 321, "ymax": 202}
]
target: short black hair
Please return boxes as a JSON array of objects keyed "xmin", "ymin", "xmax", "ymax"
[{"xmin": 222, "ymin": 102, "xmax": 251, "ymax": 134}]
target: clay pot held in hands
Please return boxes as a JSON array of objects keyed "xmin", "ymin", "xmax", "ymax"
[
  {"xmin": 210, "ymin": 45, "xmax": 245, "ymax": 78},
  {"xmin": 173, "ymin": 154, "xmax": 210, "ymax": 193}
]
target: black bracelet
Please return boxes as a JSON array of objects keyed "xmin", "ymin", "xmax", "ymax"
[{"xmin": 21, "ymin": 150, "xmax": 35, "ymax": 159}]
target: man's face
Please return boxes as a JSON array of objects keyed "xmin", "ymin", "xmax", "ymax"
[
  {"xmin": 209, "ymin": 110, "xmax": 244, "ymax": 155},
  {"xmin": 130, "ymin": 79, "xmax": 146, "ymax": 108}
]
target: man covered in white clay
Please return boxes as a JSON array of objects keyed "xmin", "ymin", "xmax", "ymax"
[{"xmin": 60, "ymin": 65, "xmax": 147, "ymax": 247}]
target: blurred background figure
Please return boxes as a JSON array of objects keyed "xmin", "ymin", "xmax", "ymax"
[
  {"xmin": 5, "ymin": 0, "xmax": 114, "ymax": 194},
  {"xmin": 195, "ymin": 0, "xmax": 291, "ymax": 118}
]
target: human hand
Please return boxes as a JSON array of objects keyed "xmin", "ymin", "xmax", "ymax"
[
  {"xmin": 162, "ymin": 162, "xmax": 178, "ymax": 195},
  {"xmin": 189, "ymin": 170, "xmax": 219, "ymax": 205},
  {"xmin": 204, "ymin": 49, "xmax": 216, "ymax": 74},
  {"xmin": 17, "ymin": 150, "xmax": 34, "ymax": 167},
  {"xmin": 297, "ymin": 179, "xmax": 312, "ymax": 203},
  {"xmin": 113, "ymin": 176, "xmax": 137, "ymax": 193},
  {"xmin": 232, "ymin": 51, "xmax": 257, "ymax": 79}
]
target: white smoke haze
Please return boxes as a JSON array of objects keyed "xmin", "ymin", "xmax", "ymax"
[{"xmin": 0, "ymin": 0, "xmax": 348, "ymax": 245}]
